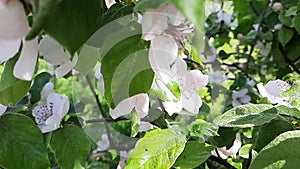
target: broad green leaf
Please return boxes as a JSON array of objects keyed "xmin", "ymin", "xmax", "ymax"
[
  {"xmin": 281, "ymin": 81, "xmax": 300, "ymax": 110},
  {"xmin": 0, "ymin": 56, "xmax": 31, "ymax": 106},
  {"xmin": 103, "ymin": 3, "xmax": 134, "ymax": 24},
  {"xmin": 26, "ymin": 0, "xmax": 61, "ymax": 40},
  {"xmin": 286, "ymin": 35, "xmax": 300, "ymax": 60},
  {"xmin": 44, "ymin": 0, "xmax": 103, "ymax": 54},
  {"xmin": 101, "ymin": 23, "xmax": 154, "ymax": 108},
  {"xmin": 188, "ymin": 119, "xmax": 218, "ymax": 142},
  {"xmin": 238, "ymin": 144, "xmax": 253, "ymax": 159},
  {"xmin": 285, "ymin": 6, "xmax": 298, "ymax": 17},
  {"xmin": 29, "ymin": 72, "xmax": 52, "ymax": 104},
  {"xmin": 276, "ymin": 105, "xmax": 300, "ymax": 119},
  {"xmin": 0, "ymin": 113, "xmax": 49, "ymax": 169},
  {"xmin": 208, "ymin": 127, "xmax": 237, "ymax": 148},
  {"xmin": 253, "ymin": 119, "xmax": 294, "ymax": 152},
  {"xmin": 134, "ymin": 0, "xmax": 170, "ymax": 11},
  {"xmin": 278, "ymin": 13, "xmax": 292, "ymax": 27},
  {"xmin": 250, "ymin": 130, "xmax": 300, "ymax": 169},
  {"xmin": 131, "ymin": 111, "xmax": 140, "ymax": 137},
  {"xmin": 294, "ymin": 15, "xmax": 300, "ymax": 35},
  {"xmin": 213, "ymin": 104, "xmax": 277, "ymax": 128},
  {"xmin": 126, "ymin": 129, "xmax": 186, "ymax": 169},
  {"xmin": 173, "ymin": 141, "xmax": 215, "ymax": 169},
  {"xmin": 50, "ymin": 124, "xmax": 91, "ymax": 169},
  {"xmin": 278, "ymin": 27, "xmax": 294, "ymax": 47},
  {"xmin": 74, "ymin": 45, "xmax": 99, "ymax": 76},
  {"xmin": 171, "ymin": 0, "xmax": 205, "ymax": 33}
]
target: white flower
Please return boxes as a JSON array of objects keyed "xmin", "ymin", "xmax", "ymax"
[
  {"xmin": 38, "ymin": 36, "xmax": 78, "ymax": 78},
  {"xmin": 0, "ymin": 103, "xmax": 7, "ymax": 116},
  {"xmin": 105, "ymin": 0, "xmax": 115, "ymax": 8},
  {"xmin": 0, "ymin": 0, "xmax": 38, "ymax": 81},
  {"xmin": 208, "ymin": 70, "xmax": 227, "ymax": 84},
  {"xmin": 95, "ymin": 65, "xmax": 105, "ymax": 95},
  {"xmin": 161, "ymin": 58, "xmax": 209, "ymax": 115},
  {"xmin": 32, "ymin": 92, "xmax": 69, "ymax": 133},
  {"xmin": 142, "ymin": 4, "xmax": 193, "ymax": 41},
  {"xmin": 257, "ymin": 79, "xmax": 291, "ymax": 106},
  {"xmin": 109, "ymin": 93, "xmax": 149, "ymax": 119},
  {"xmin": 246, "ymin": 78, "xmax": 256, "ymax": 87},
  {"xmin": 216, "ymin": 11, "xmax": 238, "ymax": 27},
  {"xmin": 232, "ymin": 89, "xmax": 251, "ymax": 107},
  {"xmin": 95, "ymin": 134, "xmax": 110, "ymax": 152},
  {"xmin": 212, "ymin": 133, "xmax": 242, "ymax": 159}
]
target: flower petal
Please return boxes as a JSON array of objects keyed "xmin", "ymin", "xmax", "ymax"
[
  {"xmin": 131, "ymin": 94, "xmax": 149, "ymax": 118},
  {"xmin": 0, "ymin": 38, "xmax": 21, "ymax": 62},
  {"xmin": 182, "ymin": 70, "xmax": 208, "ymax": 92},
  {"xmin": 139, "ymin": 122, "xmax": 154, "ymax": 132},
  {"xmin": 162, "ymin": 100, "xmax": 182, "ymax": 116},
  {"xmin": 48, "ymin": 93, "xmax": 69, "ymax": 118},
  {"xmin": 41, "ymin": 114, "xmax": 61, "ymax": 133},
  {"xmin": 38, "ymin": 36, "xmax": 69, "ymax": 65},
  {"xmin": 109, "ymin": 97, "xmax": 134, "ymax": 119},
  {"xmin": 142, "ymin": 10, "xmax": 168, "ymax": 41},
  {"xmin": 182, "ymin": 92, "xmax": 202, "ymax": 114},
  {"xmin": 40, "ymin": 82, "xmax": 54, "ymax": 103},
  {"xmin": 0, "ymin": 103, "xmax": 7, "ymax": 116},
  {"xmin": 0, "ymin": 0, "xmax": 29, "ymax": 39},
  {"xmin": 13, "ymin": 38, "xmax": 38, "ymax": 81},
  {"xmin": 149, "ymin": 35, "xmax": 178, "ymax": 83},
  {"xmin": 55, "ymin": 54, "xmax": 78, "ymax": 78}
]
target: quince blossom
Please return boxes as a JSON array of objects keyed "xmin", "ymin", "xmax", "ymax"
[
  {"xmin": 208, "ymin": 70, "xmax": 227, "ymax": 84},
  {"xmin": 0, "ymin": 103, "xmax": 7, "ymax": 116},
  {"xmin": 232, "ymin": 89, "xmax": 251, "ymax": 107},
  {"xmin": 32, "ymin": 82, "xmax": 69, "ymax": 133},
  {"xmin": 39, "ymin": 36, "xmax": 78, "ymax": 78},
  {"xmin": 257, "ymin": 79, "xmax": 291, "ymax": 106},
  {"xmin": 0, "ymin": 0, "xmax": 38, "ymax": 81},
  {"xmin": 109, "ymin": 94, "xmax": 149, "ymax": 119},
  {"xmin": 216, "ymin": 11, "xmax": 238, "ymax": 27}
]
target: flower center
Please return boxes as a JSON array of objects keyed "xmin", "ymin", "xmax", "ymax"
[{"xmin": 32, "ymin": 102, "xmax": 54, "ymax": 125}]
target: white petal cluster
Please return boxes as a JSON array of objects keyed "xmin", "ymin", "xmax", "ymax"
[
  {"xmin": 232, "ymin": 89, "xmax": 251, "ymax": 107},
  {"xmin": 32, "ymin": 82, "xmax": 70, "ymax": 133},
  {"xmin": 211, "ymin": 133, "xmax": 242, "ymax": 159},
  {"xmin": 0, "ymin": 0, "xmax": 38, "ymax": 81}
]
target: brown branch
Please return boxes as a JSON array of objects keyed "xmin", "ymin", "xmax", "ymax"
[{"xmin": 278, "ymin": 44, "xmax": 300, "ymax": 74}]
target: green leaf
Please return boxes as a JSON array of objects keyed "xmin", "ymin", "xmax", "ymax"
[
  {"xmin": 134, "ymin": 0, "xmax": 170, "ymax": 11},
  {"xmin": 171, "ymin": 0, "xmax": 205, "ymax": 33},
  {"xmin": 250, "ymin": 130, "xmax": 300, "ymax": 169},
  {"xmin": 0, "ymin": 57, "xmax": 31, "ymax": 106},
  {"xmin": 50, "ymin": 124, "xmax": 91, "ymax": 169},
  {"xmin": 126, "ymin": 129, "xmax": 186, "ymax": 169},
  {"xmin": 103, "ymin": 3, "xmax": 134, "ymax": 24},
  {"xmin": 101, "ymin": 23, "xmax": 154, "ymax": 108},
  {"xmin": 238, "ymin": 144, "xmax": 252, "ymax": 159},
  {"xmin": 74, "ymin": 45, "xmax": 99, "ymax": 76},
  {"xmin": 188, "ymin": 119, "xmax": 218, "ymax": 142},
  {"xmin": 208, "ymin": 127, "xmax": 237, "ymax": 148},
  {"xmin": 44, "ymin": 0, "xmax": 103, "ymax": 54},
  {"xmin": 278, "ymin": 13, "xmax": 292, "ymax": 27},
  {"xmin": 213, "ymin": 104, "xmax": 277, "ymax": 128},
  {"xmin": 278, "ymin": 27, "xmax": 294, "ymax": 47},
  {"xmin": 0, "ymin": 113, "xmax": 49, "ymax": 169},
  {"xmin": 26, "ymin": 0, "xmax": 61, "ymax": 40},
  {"xmin": 253, "ymin": 119, "xmax": 294, "ymax": 152},
  {"xmin": 281, "ymin": 81, "xmax": 300, "ymax": 110},
  {"xmin": 285, "ymin": 6, "xmax": 298, "ymax": 17},
  {"xmin": 173, "ymin": 141, "xmax": 215, "ymax": 169},
  {"xmin": 131, "ymin": 111, "xmax": 140, "ymax": 137},
  {"xmin": 29, "ymin": 72, "xmax": 52, "ymax": 104},
  {"xmin": 294, "ymin": 15, "xmax": 300, "ymax": 35}
]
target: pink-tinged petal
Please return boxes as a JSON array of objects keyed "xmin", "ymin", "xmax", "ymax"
[
  {"xmin": 41, "ymin": 114, "xmax": 61, "ymax": 133},
  {"xmin": 55, "ymin": 54, "xmax": 78, "ymax": 78},
  {"xmin": 0, "ymin": 38, "xmax": 21, "ymax": 62},
  {"xmin": 40, "ymin": 82, "xmax": 54, "ymax": 103},
  {"xmin": 0, "ymin": 103, "xmax": 7, "ymax": 116},
  {"xmin": 182, "ymin": 92, "xmax": 202, "ymax": 114},
  {"xmin": 0, "ymin": 0, "xmax": 9, "ymax": 5},
  {"xmin": 131, "ymin": 93, "xmax": 149, "ymax": 118},
  {"xmin": 182, "ymin": 70, "xmax": 208, "ymax": 93},
  {"xmin": 142, "ymin": 11, "xmax": 168, "ymax": 41},
  {"xmin": 165, "ymin": 4, "xmax": 185, "ymax": 26},
  {"xmin": 174, "ymin": 58, "xmax": 187, "ymax": 77},
  {"xmin": 38, "ymin": 36, "xmax": 69, "ymax": 65},
  {"xmin": 109, "ymin": 97, "xmax": 134, "ymax": 119},
  {"xmin": 162, "ymin": 100, "xmax": 182, "ymax": 116},
  {"xmin": 149, "ymin": 35, "xmax": 178, "ymax": 83},
  {"xmin": 48, "ymin": 93, "xmax": 69, "ymax": 118},
  {"xmin": 0, "ymin": 0, "xmax": 29, "ymax": 39},
  {"xmin": 13, "ymin": 38, "xmax": 38, "ymax": 81},
  {"xmin": 139, "ymin": 122, "xmax": 154, "ymax": 132}
]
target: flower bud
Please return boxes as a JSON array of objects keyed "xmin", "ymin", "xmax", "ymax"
[
  {"xmin": 237, "ymin": 33, "xmax": 244, "ymax": 40},
  {"xmin": 272, "ymin": 2, "xmax": 282, "ymax": 11},
  {"xmin": 274, "ymin": 24, "xmax": 283, "ymax": 30}
]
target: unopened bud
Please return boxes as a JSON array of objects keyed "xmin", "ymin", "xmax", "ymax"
[
  {"xmin": 237, "ymin": 33, "xmax": 244, "ymax": 40},
  {"xmin": 274, "ymin": 24, "xmax": 283, "ymax": 30},
  {"xmin": 272, "ymin": 2, "xmax": 282, "ymax": 12}
]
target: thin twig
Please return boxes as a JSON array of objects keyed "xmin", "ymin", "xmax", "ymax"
[
  {"xmin": 245, "ymin": 0, "xmax": 270, "ymax": 73},
  {"xmin": 85, "ymin": 117, "xmax": 128, "ymax": 123},
  {"xmin": 278, "ymin": 44, "xmax": 300, "ymax": 74},
  {"xmin": 85, "ymin": 75, "xmax": 115, "ymax": 148}
]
